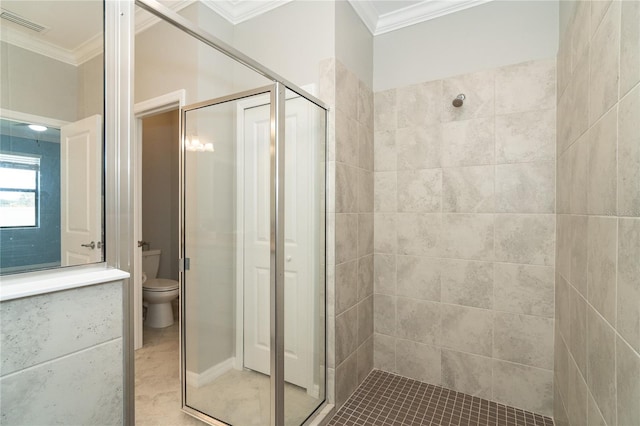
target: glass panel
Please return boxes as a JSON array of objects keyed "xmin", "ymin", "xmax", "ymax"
[
  {"xmin": 0, "ymin": 168, "xmax": 37, "ymax": 190},
  {"xmin": 0, "ymin": 191, "xmax": 36, "ymax": 227},
  {"xmin": 0, "ymin": 0, "xmax": 104, "ymax": 274},
  {"xmin": 283, "ymin": 90, "xmax": 327, "ymax": 425},
  {"xmin": 183, "ymin": 90, "xmax": 273, "ymax": 425}
]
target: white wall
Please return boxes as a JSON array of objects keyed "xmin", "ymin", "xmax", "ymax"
[
  {"xmin": 373, "ymin": 0, "xmax": 559, "ymax": 91},
  {"xmin": 77, "ymin": 54, "xmax": 104, "ymax": 120},
  {"xmin": 335, "ymin": 0, "xmax": 373, "ymax": 88},
  {"xmin": 233, "ymin": 0, "xmax": 335, "ymax": 90},
  {"xmin": 0, "ymin": 42, "xmax": 78, "ymax": 122}
]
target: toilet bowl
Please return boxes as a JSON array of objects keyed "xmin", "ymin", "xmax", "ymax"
[
  {"xmin": 142, "ymin": 278, "xmax": 179, "ymax": 328},
  {"xmin": 142, "ymin": 249, "xmax": 179, "ymax": 328}
]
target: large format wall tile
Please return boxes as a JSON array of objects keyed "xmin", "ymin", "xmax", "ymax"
[
  {"xmin": 374, "ymin": 294, "xmax": 396, "ymax": 336},
  {"xmin": 374, "ymin": 90, "xmax": 396, "ymax": 132},
  {"xmin": 493, "ymin": 263, "xmax": 554, "ymax": 318},
  {"xmin": 586, "ymin": 306, "xmax": 616, "ymax": 426},
  {"xmin": 616, "ymin": 336, "xmax": 640, "ymax": 426},
  {"xmin": 396, "ymin": 125, "xmax": 442, "ymax": 170},
  {"xmin": 396, "ymin": 298, "xmax": 440, "ymax": 346},
  {"xmin": 492, "ymin": 360, "xmax": 553, "ymax": 416},
  {"xmin": 495, "ymin": 161, "xmax": 555, "ymax": 213},
  {"xmin": 374, "ymin": 130, "xmax": 396, "ymax": 171},
  {"xmin": 397, "ymin": 213, "xmax": 440, "ymax": 257},
  {"xmin": 618, "ymin": 84, "xmax": 640, "ymax": 217},
  {"xmin": 442, "ymin": 117, "xmax": 494, "ymax": 167},
  {"xmin": 397, "ymin": 169, "xmax": 442, "ymax": 213},
  {"xmin": 442, "ymin": 166, "xmax": 494, "ymax": 213},
  {"xmin": 374, "ymin": 213, "xmax": 396, "ymax": 254},
  {"xmin": 0, "ymin": 283, "xmax": 122, "ymax": 376},
  {"xmin": 396, "ymin": 256, "xmax": 440, "ymax": 302},
  {"xmin": 335, "ymin": 260, "xmax": 358, "ymax": 315},
  {"xmin": 587, "ymin": 216, "xmax": 617, "ymax": 325},
  {"xmin": 620, "ymin": 0, "xmax": 640, "ymax": 96},
  {"xmin": 335, "ymin": 306, "xmax": 358, "ymax": 365},
  {"xmin": 441, "ymin": 259, "xmax": 493, "ymax": 309},
  {"xmin": 589, "ymin": 1, "xmax": 620, "ymax": 125},
  {"xmin": 441, "ymin": 304, "xmax": 492, "ymax": 357},
  {"xmin": 495, "ymin": 214, "xmax": 555, "ymax": 265},
  {"xmin": 617, "ymin": 218, "xmax": 640, "ymax": 352},
  {"xmin": 442, "ymin": 69, "xmax": 495, "ymax": 122},
  {"xmin": 395, "ymin": 339, "xmax": 441, "ymax": 384},
  {"xmin": 397, "ymin": 80, "xmax": 442, "ymax": 128},
  {"xmin": 441, "ymin": 349, "xmax": 492, "ymax": 399},
  {"xmin": 587, "ymin": 107, "xmax": 617, "ymax": 216},
  {"xmin": 373, "ymin": 58, "xmax": 558, "ymax": 417},
  {"xmin": 0, "ymin": 339, "xmax": 123, "ymax": 426},
  {"xmin": 495, "ymin": 109, "xmax": 556, "ymax": 164},
  {"xmin": 373, "ymin": 254, "xmax": 396, "ymax": 295},
  {"xmin": 495, "ymin": 59, "xmax": 556, "ymax": 115},
  {"xmin": 373, "ymin": 333, "xmax": 396, "ymax": 372},
  {"xmin": 440, "ymin": 214, "xmax": 494, "ymax": 261},
  {"xmin": 493, "ymin": 312, "xmax": 554, "ymax": 370}
]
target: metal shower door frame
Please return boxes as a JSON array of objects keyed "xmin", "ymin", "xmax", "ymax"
[
  {"xmin": 133, "ymin": 2, "xmax": 329, "ymax": 425},
  {"xmin": 178, "ymin": 84, "xmax": 286, "ymax": 425}
]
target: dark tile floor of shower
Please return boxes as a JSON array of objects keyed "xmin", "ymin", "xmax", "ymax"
[{"xmin": 327, "ymin": 370, "xmax": 554, "ymax": 426}]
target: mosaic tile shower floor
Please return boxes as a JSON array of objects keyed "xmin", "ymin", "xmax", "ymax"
[{"xmin": 328, "ymin": 370, "xmax": 554, "ymax": 426}]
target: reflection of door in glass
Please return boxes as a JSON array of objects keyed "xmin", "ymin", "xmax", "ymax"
[
  {"xmin": 242, "ymin": 98, "xmax": 314, "ymax": 392},
  {"xmin": 60, "ymin": 114, "xmax": 102, "ymax": 266}
]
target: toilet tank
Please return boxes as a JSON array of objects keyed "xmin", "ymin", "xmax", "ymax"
[{"xmin": 141, "ymin": 249, "xmax": 161, "ymax": 279}]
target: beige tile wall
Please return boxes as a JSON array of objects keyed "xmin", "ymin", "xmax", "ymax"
[
  {"xmin": 554, "ymin": 1, "xmax": 640, "ymax": 426},
  {"xmin": 322, "ymin": 58, "xmax": 375, "ymax": 408},
  {"xmin": 372, "ymin": 58, "xmax": 557, "ymax": 416}
]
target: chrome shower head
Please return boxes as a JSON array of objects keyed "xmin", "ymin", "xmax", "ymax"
[{"xmin": 452, "ymin": 94, "xmax": 465, "ymax": 107}]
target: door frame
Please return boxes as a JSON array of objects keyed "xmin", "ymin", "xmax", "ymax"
[
  {"xmin": 133, "ymin": 90, "xmax": 185, "ymax": 350},
  {"xmin": 234, "ymin": 85, "xmax": 320, "ymax": 395}
]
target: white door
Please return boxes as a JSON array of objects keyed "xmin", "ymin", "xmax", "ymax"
[
  {"xmin": 243, "ymin": 99, "xmax": 313, "ymax": 390},
  {"xmin": 60, "ymin": 115, "xmax": 102, "ymax": 266}
]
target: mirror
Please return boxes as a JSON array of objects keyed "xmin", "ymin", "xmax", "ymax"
[{"xmin": 0, "ymin": 0, "xmax": 104, "ymax": 274}]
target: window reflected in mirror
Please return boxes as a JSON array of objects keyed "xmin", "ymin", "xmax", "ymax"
[{"xmin": 0, "ymin": 0, "xmax": 104, "ymax": 274}]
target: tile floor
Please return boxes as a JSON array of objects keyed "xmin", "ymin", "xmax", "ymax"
[
  {"xmin": 327, "ymin": 370, "xmax": 555, "ymax": 426},
  {"xmin": 135, "ymin": 322, "xmax": 203, "ymax": 426},
  {"xmin": 135, "ymin": 319, "xmax": 320, "ymax": 426}
]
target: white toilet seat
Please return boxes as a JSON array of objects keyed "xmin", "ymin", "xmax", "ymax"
[{"xmin": 143, "ymin": 278, "xmax": 178, "ymax": 292}]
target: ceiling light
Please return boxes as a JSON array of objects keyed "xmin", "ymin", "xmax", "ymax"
[{"xmin": 28, "ymin": 124, "xmax": 47, "ymax": 132}]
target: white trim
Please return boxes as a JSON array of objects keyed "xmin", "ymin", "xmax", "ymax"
[
  {"xmin": 133, "ymin": 90, "xmax": 185, "ymax": 351},
  {"xmin": 0, "ymin": 109, "xmax": 69, "ymax": 128},
  {"xmin": 200, "ymin": 0, "xmax": 292, "ymax": 25},
  {"xmin": 185, "ymin": 357, "xmax": 235, "ymax": 388},
  {"xmin": 348, "ymin": 0, "xmax": 494, "ymax": 36},
  {"xmin": 0, "ymin": 26, "xmax": 78, "ymax": 66},
  {"xmin": 0, "ymin": 264, "xmax": 129, "ymax": 302}
]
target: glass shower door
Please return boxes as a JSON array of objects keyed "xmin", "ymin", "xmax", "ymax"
[
  {"xmin": 180, "ymin": 85, "xmax": 326, "ymax": 426},
  {"xmin": 181, "ymin": 87, "xmax": 273, "ymax": 426}
]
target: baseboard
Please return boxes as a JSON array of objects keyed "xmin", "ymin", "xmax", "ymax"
[{"xmin": 186, "ymin": 357, "xmax": 235, "ymax": 388}]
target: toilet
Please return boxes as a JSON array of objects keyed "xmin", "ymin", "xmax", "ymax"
[{"xmin": 142, "ymin": 249, "xmax": 179, "ymax": 328}]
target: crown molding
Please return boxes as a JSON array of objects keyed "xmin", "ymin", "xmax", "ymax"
[
  {"xmin": 349, "ymin": 0, "xmax": 493, "ymax": 36},
  {"xmin": 1, "ymin": 0, "xmax": 195, "ymax": 66},
  {"xmin": 200, "ymin": 0, "xmax": 293, "ymax": 25},
  {"xmin": 0, "ymin": 26, "xmax": 78, "ymax": 65},
  {"xmin": 346, "ymin": 0, "xmax": 378, "ymax": 35}
]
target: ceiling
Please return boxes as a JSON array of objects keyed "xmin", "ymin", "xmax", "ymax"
[{"xmin": 0, "ymin": 0, "xmax": 492, "ymax": 65}]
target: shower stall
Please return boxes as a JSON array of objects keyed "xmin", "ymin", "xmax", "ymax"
[{"xmin": 136, "ymin": 2, "xmax": 328, "ymax": 425}]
